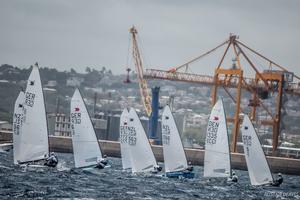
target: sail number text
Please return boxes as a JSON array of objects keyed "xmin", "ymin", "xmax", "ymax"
[
  {"xmin": 120, "ymin": 126, "xmax": 137, "ymax": 146},
  {"xmin": 162, "ymin": 125, "xmax": 170, "ymax": 145},
  {"xmin": 206, "ymin": 121, "xmax": 219, "ymax": 144}
]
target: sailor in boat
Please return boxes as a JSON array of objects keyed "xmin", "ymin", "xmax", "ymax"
[
  {"xmin": 184, "ymin": 166, "xmax": 194, "ymax": 173},
  {"xmin": 176, "ymin": 162, "xmax": 194, "ymax": 175},
  {"xmin": 271, "ymin": 173, "xmax": 283, "ymax": 186},
  {"xmin": 95, "ymin": 155, "xmax": 108, "ymax": 169},
  {"xmin": 44, "ymin": 152, "xmax": 58, "ymax": 167},
  {"xmin": 229, "ymin": 171, "xmax": 238, "ymax": 182},
  {"xmin": 185, "ymin": 162, "xmax": 194, "ymax": 172},
  {"xmin": 153, "ymin": 165, "xmax": 162, "ymax": 173}
]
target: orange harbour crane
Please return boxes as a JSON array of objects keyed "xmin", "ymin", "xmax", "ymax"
[
  {"xmin": 125, "ymin": 26, "xmax": 161, "ymax": 143},
  {"xmin": 125, "ymin": 26, "xmax": 152, "ymax": 117},
  {"xmin": 144, "ymin": 34, "xmax": 300, "ymax": 153}
]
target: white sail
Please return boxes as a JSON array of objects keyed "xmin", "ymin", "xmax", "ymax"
[
  {"xmin": 18, "ymin": 65, "xmax": 49, "ymax": 163},
  {"xmin": 162, "ymin": 105, "xmax": 188, "ymax": 172},
  {"xmin": 70, "ymin": 88, "xmax": 102, "ymax": 168},
  {"xmin": 204, "ymin": 99, "xmax": 231, "ymax": 177},
  {"xmin": 119, "ymin": 108, "xmax": 132, "ymax": 170},
  {"xmin": 13, "ymin": 91, "xmax": 25, "ymax": 164},
  {"xmin": 127, "ymin": 108, "xmax": 157, "ymax": 173},
  {"xmin": 241, "ymin": 115, "xmax": 274, "ymax": 185}
]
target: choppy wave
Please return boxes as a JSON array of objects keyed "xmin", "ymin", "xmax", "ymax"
[{"xmin": 0, "ymin": 151, "xmax": 299, "ymax": 199}]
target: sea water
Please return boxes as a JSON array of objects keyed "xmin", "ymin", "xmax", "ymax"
[{"xmin": 0, "ymin": 151, "xmax": 299, "ymax": 199}]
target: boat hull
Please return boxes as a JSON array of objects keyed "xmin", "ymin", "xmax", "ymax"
[
  {"xmin": 0, "ymin": 143, "xmax": 13, "ymax": 152},
  {"xmin": 165, "ymin": 171, "xmax": 195, "ymax": 179}
]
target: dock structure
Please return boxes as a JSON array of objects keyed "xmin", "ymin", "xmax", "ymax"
[
  {"xmin": 1, "ymin": 131, "xmax": 299, "ymax": 175},
  {"xmin": 144, "ymin": 35, "xmax": 300, "ymax": 154}
]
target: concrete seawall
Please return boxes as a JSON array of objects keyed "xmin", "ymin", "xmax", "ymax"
[{"xmin": 1, "ymin": 131, "xmax": 299, "ymax": 175}]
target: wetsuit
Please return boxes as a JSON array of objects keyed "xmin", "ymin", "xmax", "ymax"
[
  {"xmin": 44, "ymin": 155, "xmax": 58, "ymax": 167},
  {"xmin": 271, "ymin": 176, "xmax": 283, "ymax": 186},
  {"xmin": 231, "ymin": 175, "xmax": 238, "ymax": 182},
  {"xmin": 95, "ymin": 159, "xmax": 107, "ymax": 169}
]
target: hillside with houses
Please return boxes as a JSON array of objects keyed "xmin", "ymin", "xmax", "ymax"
[{"xmin": 0, "ymin": 64, "xmax": 300, "ymax": 148}]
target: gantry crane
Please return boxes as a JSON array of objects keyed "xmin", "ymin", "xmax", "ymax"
[{"xmin": 144, "ymin": 34, "xmax": 300, "ymax": 153}]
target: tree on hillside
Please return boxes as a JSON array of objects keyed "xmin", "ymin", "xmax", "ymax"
[
  {"xmin": 70, "ymin": 68, "xmax": 77, "ymax": 74},
  {"xmin": 85, "ymin": 67, "xmax": 91, "ymax": 73},
  {"xmin": 101, "ymin": 66, "xmax": 106, "ymax": 74}
]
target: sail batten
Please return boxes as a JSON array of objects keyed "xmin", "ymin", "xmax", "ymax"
[
  {"xmin": 162, "ymin": 106, "xmax": 187, "ymax": 173},
  {"xmin": 204, "ymin": 99, "xmax": 231, "ymax": 177},
  {"xmin": 241, "ymin": 115, "xmax": 274, "ymax": 185},
  {"xmin": 70, "ymin": 88, "xmax": 102, "ymax": 168}
]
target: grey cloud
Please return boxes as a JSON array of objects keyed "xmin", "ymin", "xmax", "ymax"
[{"xmin": 0, "ymin": 0, "xmax": 299, "ymax": 77}]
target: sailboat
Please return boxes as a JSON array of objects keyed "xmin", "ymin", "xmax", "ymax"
[
  {"xmin": 241, "ymin": 114, "xmax": 275, "ymax": 186},
  {"xmin": 162, "ymin": 105, "xmax": 194, "ymax": 178},
  {"xmin": 127, "ymin": 108, "xmax": 161, "ymax": 174},
  {"xmin": 119, "ymin": 108, "xmax": 132, "ymax": 170},
  {"xmin": 13, "ymin": 91, "xmax": 25, "ymax": 164},
  {"xmin": 70, "ymin": 88, "xmax": 107, "ymax": 169},
  {"xmin": 1, "ymin": 92, "xmax": 23, "ymax": 154},
  {"xmin": 13, "ymin": 63, "xmax": 53, "ymax": 166},
  {"xmin": 204, "ymin": 98, "xmax": 232, "ymax": 179}
]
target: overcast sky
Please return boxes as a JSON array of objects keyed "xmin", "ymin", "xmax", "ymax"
[{"xmin": 1, "ymin": 0, "xmax": 299, "ymax": 76}]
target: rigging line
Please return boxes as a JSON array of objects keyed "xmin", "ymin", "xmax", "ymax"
[
  {"xmin": 176, "ymin": 39, "xmax": 230, "ymax": 71},
  {"xmin": 232, "ymin": 44, "xmax": 241, "ymax": 69},
  {"xmin": 126, "ymin": 33, "xmax": 131, "ymax": 69},
  {"xmin": 241, "ymin": 78, "xmax": 275, "ymax": 121},
  {"xmin": 135, "ymin": 36, "xmax": 146, "ymax": 75},
  {"xmin": 235, "ymin": 43, "xmax": 270, "ymax": 89},
  {"xmin": 222, "ymin": 86, "xmax": 244, "ymax": 113},
  {"xmin": 237, "ymin": 40, "xmax": 300, "ymax": 80},
  {"xmin": 136, "ymin": 33, "xmax": 150, "ymax": 71},
  {"xmin": 188, "ymin": 67, "xmax": 196, "ymax": 75},
  {"xmin": 242, "ymin": 46, "xmax": 266, "ymax": 73}
]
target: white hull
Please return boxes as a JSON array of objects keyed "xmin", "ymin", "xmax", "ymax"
[{"xmin": 0, "ymin": 143, "xmax": 13, "ymax": 152}]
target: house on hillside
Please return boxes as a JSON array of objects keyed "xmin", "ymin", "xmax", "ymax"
[{"xmin": 66, "ymin": 76, "xmax": 84, "ymax": 87}]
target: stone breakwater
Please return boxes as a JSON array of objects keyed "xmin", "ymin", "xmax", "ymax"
[{"xmin": 1, "ymin": 131, "xmax": 300, "ymax": 175}]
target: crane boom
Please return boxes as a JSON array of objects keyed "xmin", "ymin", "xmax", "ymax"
[
  {"xmin": 130, "ymin": 26, "xmax": 152, "ymax": 116},
  {"xmin": 144, "ymin": 69, "xmax": 300, "ymax": 95},
  {"xmin": 144, "ymin": 34, "xmax": 300, "ymax": 152}
]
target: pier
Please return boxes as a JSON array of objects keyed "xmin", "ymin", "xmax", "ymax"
[{"xmin": 1, "ymin": 131, "xmax": 299, "ymax": 175}]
